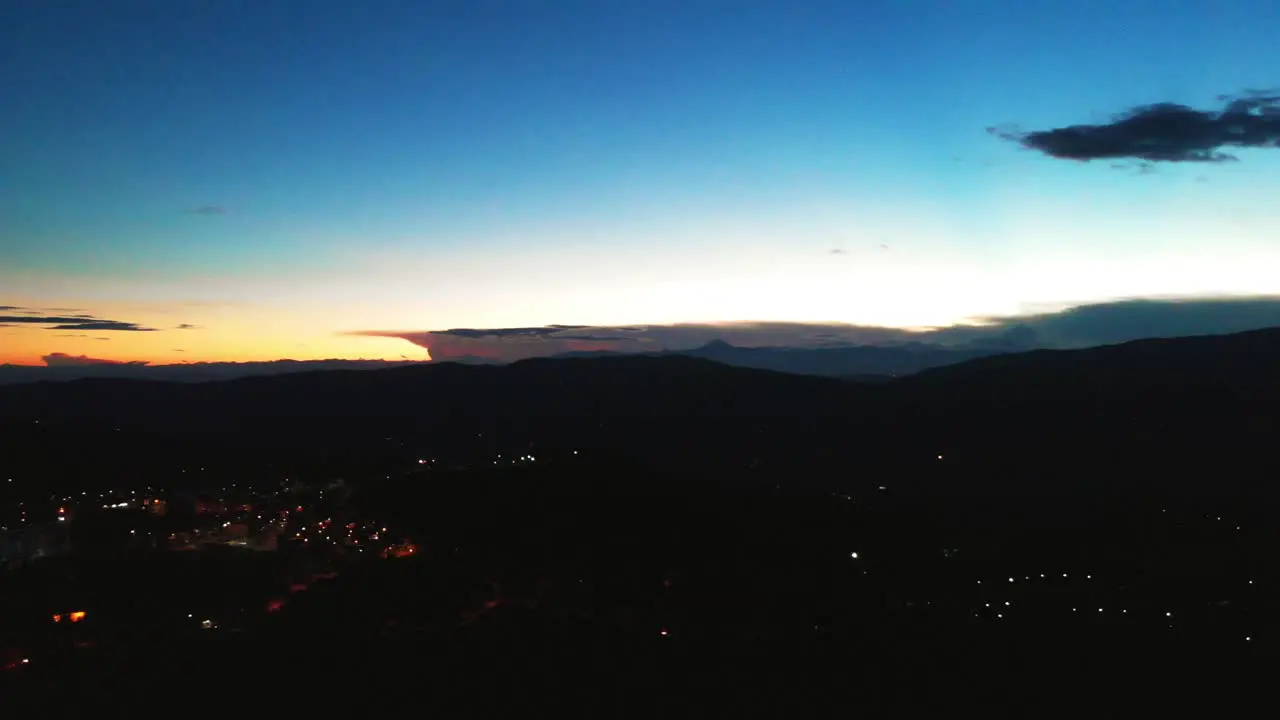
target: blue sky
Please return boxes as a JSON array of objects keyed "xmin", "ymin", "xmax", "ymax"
[{"xmin": 2, "ymin": 0, "xmax": 1278, "ymax": 364}]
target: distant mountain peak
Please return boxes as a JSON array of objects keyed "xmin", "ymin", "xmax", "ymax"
[{"xmin": 698, "ymin": 339, "xmax": 737, "ymax": 352}]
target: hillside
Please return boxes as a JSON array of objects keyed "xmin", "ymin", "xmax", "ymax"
[
  {"xmin": 904, "ymin": 327, "xmax": 1280, "ymax": 387},
  {"xmin": 2, "ymin": 329, "xmax": 1280, "ymax": 498}
]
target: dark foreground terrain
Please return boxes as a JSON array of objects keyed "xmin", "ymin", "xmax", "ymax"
[{"xmin": 3, "ymin": 329, "xmax": 1280, "ymax": 716}]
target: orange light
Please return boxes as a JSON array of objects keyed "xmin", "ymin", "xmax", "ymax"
[
  {"xmin": 69, "ymin": 611, "xmax": 86, "ymax": 623},
  {"xmin": 52, "ymin": 614, "xmax": 62, "ymax": 623}
]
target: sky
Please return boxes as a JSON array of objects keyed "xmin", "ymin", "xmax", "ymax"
[{"xmin": 3, "ymin": 0, "xmax": 1279, "ymax": 366}]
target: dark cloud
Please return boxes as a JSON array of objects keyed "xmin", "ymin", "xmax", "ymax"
[
  {"xmin": 351, "ymin": 322, "xmax": 935, "ymax": 363},
  {"xmin": 994, "ymin": 89, "xmax": 1280, "ymax": 163},
  {"xmin": 176, "ymin": 323, "xmax": 202, "ymax": 330},
  {"xmin": 42, "ymin": 353, "xmax": 149, "ymax": 367},
  {"xmin": 188, "ymin": 205, "xmax": 227, "ymax": 215},
  {"xmin": 50, "ymin": 321, "xmax": 156, "ymax": 332},
  {"xmin": 963, "ymin": 297, "xmax": 1280, "ymax": 348},
  {"xmin": 0, "ymin": 308, "xmax": 158, "ymax": 332},
  {"xmin": 351, "ymin": 296, "xmax": 1280, "ymax": 364},
  {"xmin": 55, "ymin": 322, "xmax": 142, "ymax": 332},
  {"xmin": 443, "ymin": 327, "xmax": 586, "ymax": 339}
]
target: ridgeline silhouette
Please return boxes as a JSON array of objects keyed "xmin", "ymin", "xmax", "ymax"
[{"xmin": 3, "ymin": 327, "xmax": 1279, "ymax": 499}]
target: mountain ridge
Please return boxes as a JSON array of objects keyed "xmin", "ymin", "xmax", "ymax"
[{"xmin": 4, "ymin": 327, "xmax": 1279, "ymax": 499}]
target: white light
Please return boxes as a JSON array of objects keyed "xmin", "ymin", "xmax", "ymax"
[
  {"xmin": 1166, "ymin": 612, "xmax": 1172, "ymax": 617},
  {"xmin": 1008, "ymin": 578, "xmax": 1014, "ymax": 583},
  {"xmin": 850, "ymin": 552, "xmax": 858, "ymax": 559}
]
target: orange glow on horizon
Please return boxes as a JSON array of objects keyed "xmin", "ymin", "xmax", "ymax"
[{"xmin": 0, "ymin": 300, "xmax": 425, "ymax": 367}]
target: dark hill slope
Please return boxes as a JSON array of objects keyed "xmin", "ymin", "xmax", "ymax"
[
  {"xmin": 0, "ymin": 356, "xmax": 867, "ymax": 488},
  {"xmin": 3, "ymin": 330, "xmax": 1280, "ymax": 497},
  {"xmin": 905, "ymin": 327, "xmax": 1280, "ymax": 388},
  {"xmin": 881, "ymin": 328, "xmax": 1280, "ymax": 495}
]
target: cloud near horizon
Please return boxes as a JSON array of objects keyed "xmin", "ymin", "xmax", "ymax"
[
  {"xmin": 42, "ymin": 353, "xmax": 150, "ymax": 367},
  {"xmin": 349, "ymin": 296, "xmax": 1280, "ymax": 364},
  {"xmin": 0, "ymin": 307, "xmax": 159, "ymax": 332},
  {"xmin": 994, "ymin": 89, "xmax": 1280, "ymax": 163}
]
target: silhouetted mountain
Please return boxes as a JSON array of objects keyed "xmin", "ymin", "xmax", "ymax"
[
  {"xmin": 0, "ymin": 359, "xmax": 424, "ymax": 385},
  {"xmin": 551, "ymin": 339, "xmax": 1008, "ymax": 376},
  {"xmin": 838, "ymin": 373, "xmax": 894, "ymax": 383},
  {"xmin": 443, "ymin": 355, "xmax": 504, "ymax": 365},
  {"xmin": 2, "ymin": 328, "xmax": 1280, "ymax": 499},
  {"xmin": 907, "ymin": 326, "xmax": 1280, "ymax": 387},
  {"xmin": 6, "ymin": 328, "xmax": 1280, "ymax": 717},
  {"xmin": 697, "ymin": 338, "xmax": 736, "ymax": 353},
  {"xmin": 0, "ymin": 339, "xmax": 998, "ymax": 384},
  {"xmin": 678, "ymin": 339, "xmax": 1004, "ymax": 376}
]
